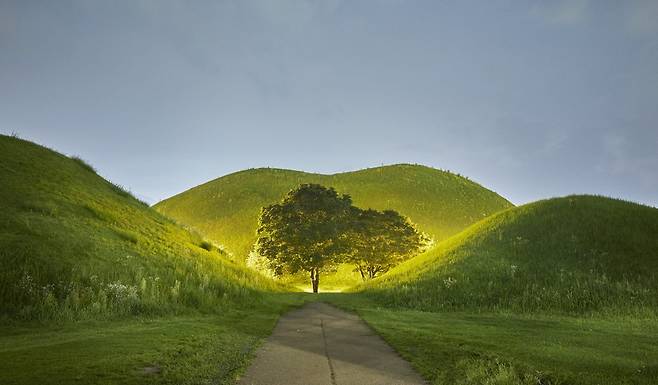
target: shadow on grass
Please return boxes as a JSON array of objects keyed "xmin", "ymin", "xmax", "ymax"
[{"xmin": 0, "ymin": 293, "xmax": 309, "ymax": 385}]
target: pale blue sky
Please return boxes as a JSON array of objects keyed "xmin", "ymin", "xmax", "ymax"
[{"xmin": 1, "ymin": 0, "xmax": 657, "ymax": 206}]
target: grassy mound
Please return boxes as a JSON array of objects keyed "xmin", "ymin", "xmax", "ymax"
[
  {"xmin": 154, "ymin": 165, "xmax": 513, "ymax": 260},
  {"xmin": 356, "ymin": 195, "xmax": 658, "ymax": 314},
  {"xmin": 0, "ymin": 135, "xmax": 281, "ymax": 321}
]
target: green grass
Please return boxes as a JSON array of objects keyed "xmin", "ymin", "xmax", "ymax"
[
  {"xmin": 353, "ymin": 195, "xmax": 658, "ymax": 314},
  {"xmin": 323, "ymin": 294, "xmax": 658, "ymax": 385},
  {"xmin": 0, "ymin": 293, "xmax": 308, "ymax": 385},
  {"xmin": 326, "ymin": 195, "xmax": 658, "ymax": 384},
  {"xmin": 154, "ymin": 165, "xmax": 513, "ymax": 261},
  {"xmin": 5, "ymin": 133, "xmax": 658, "ymax": 385},
  {"xmin": 0, "ymin": 134, "xmax": 286, "ymax": 321},
  {"xmin": 0, "ymin": 135, "xmax": 311, "ymax": 383}
]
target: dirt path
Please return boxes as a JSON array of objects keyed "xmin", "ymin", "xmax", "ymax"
[{"xmin": 237, "ymin": 302, "xmax": 426, "ymax": 385}]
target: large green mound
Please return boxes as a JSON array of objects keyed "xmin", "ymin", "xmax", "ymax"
[
  {"xmin": 0, "ymin": 135, "xmax": 280, "ymax": 321},
  {"xmin": 358, "ymin": 195, "xmax": 658, "ymax": 314},
  {"xmin": 155, "ymin": 165, "xmax": 513, "ymax": 260}
]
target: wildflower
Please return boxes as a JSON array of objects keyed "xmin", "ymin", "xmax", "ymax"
[
  {"xmin": 18, "ymin": 273, "xmax": 36, "ymax": 295},
  {"xmin": 443, "ymin": 277, "xmax": 457, "ymax": 288},
  {"xmin": 106, "ymin": 281, "xmax": 139, "ymax": 303}
]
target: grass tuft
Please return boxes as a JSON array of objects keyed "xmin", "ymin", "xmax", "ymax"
[{"xmin": 70, "ymin": 156, "xmax": 97, "ymax": 174}]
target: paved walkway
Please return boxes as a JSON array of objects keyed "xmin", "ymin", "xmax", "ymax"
[{"xmin": 237, "ymin": 302, "xmax": 426, "ymax": 385}]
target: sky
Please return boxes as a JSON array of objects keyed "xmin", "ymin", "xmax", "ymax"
[{"xmin": 1, "ymin": 0, "xmax": 657, "ymax": 207}]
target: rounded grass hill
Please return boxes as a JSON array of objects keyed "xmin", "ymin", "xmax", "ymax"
[
  {"xmin": 357, "ymin": 195, "xmax": 658, "ymax": 314},
  {"xmin": 0, "ymin": 134, "xmax": 281, "ymax": 321},
  {"xmin": 154, "ymin": 165, "xmax": 514, "ymax": 260}
]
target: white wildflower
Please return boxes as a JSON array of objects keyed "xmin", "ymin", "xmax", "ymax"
[{"xmin": 443, "ymin": 277, "xmax": 457, "ymax": 288}]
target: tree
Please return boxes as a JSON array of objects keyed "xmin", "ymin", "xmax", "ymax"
[
  {"xmin": 347, "ymin": 208, "xmax": 428, "ymax": 280},
  {"xmin": 255, "ymin": 184, "xmax": 352, "ymax": 293}
]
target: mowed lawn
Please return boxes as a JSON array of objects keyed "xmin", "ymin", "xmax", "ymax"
[
  {"xmin": 3, "ymin": 296, "xmax": 658, "ymax": 385},
  {"xmin": 0, "ymin": 309, "xmax": 281, "ymax": 385},
  {"xmin": 323, "ymin": 295, "xmax": 658, "ymax": 385},
  {"xmin": 363, "ymin": 310, "xmax": 658, "ymax": 385}
]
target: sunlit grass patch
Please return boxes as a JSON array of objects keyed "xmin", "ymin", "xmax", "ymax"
[{"xmin": 154, "ymin": 164, "xmax": 513, "ymax": 262}]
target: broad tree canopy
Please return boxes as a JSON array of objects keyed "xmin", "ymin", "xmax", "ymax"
[{"xmin": 255, "ymin": 184, "xmax": 352, "ymax": 292}]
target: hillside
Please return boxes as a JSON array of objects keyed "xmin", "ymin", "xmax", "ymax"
[
  {"xmin": 0, "ymin": 134, "xmax": 281, "ymax": 321},
  {"xmin": 355, "ymin": 195, "xmax": 658, "ymax": 314},
  {"xmin": 154, "ymin": 165, "xmax": 513, "ymax": 260}
]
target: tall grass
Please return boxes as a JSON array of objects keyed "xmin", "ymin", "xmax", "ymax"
[
  {"xmin": 360, "ymin": 264, "xmax": 658, "ymax": 315},
  {"xmin": 0, "ymin": 135, "xmax": 284, "ymax": 322},
  {"xmin": 1, "ymin": 247, "xmax": 280, "ymax": 322}
]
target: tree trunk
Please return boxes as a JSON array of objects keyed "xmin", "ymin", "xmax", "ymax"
[
  {"xmin": 310, "ymin": 268, "xmax": 320, "ymax": 293},
  {"xmin": 358, "ymin": 266, "xmax": 366, "ymax": 281},
  {"xmin": 369, "ymin": 266, "xmax": 379, "ymax": 279}
]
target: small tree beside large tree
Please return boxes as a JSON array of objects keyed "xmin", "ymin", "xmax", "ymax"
[
  {"xmin": 255, "ymin": 183, "xmax": 428, "ymax": 292},
  {"xmin": 255, "ymin": 184, "xmax": 352, "ymax": 293},
  {"xmin": 346, "ymin": 208, "xmax": 428, "ymax": 280}
]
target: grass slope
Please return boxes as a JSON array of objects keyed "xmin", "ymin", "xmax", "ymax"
[
  {"xmin": 0, "ymin": 134, "xmax": 283, "ymax": 321},
  {"xmin": 154, "ymin": 165, "xmax": 513, "ymax": 260},
  {"xmin": 355, "ymin": 195, "xmax": 658, "ymax": 314}
]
